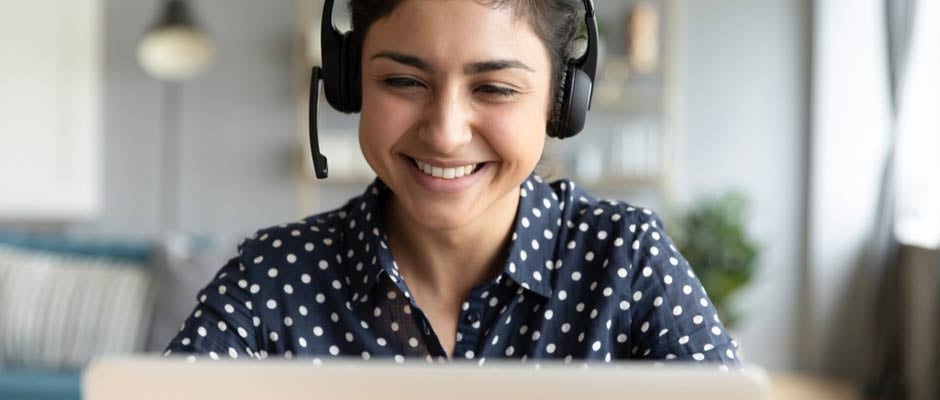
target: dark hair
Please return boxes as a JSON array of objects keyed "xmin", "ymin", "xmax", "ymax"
[{"xmin": 348, "ymin": 0, "xmax": 585, "ymax": 133}]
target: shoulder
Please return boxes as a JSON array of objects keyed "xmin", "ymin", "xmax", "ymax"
[
  {"xmin": 231, "ymin": 191, "xmax": 370, "ymax": 289},
  {"xmin": 540, "ymin": 177, "xmax": 682, "ymax": 292},
  {"xmin": 239, "ymin": 210, "xmax": 345, "ymax": 266},
  {"xmin": 542, "ymin": 176, "xmax": 668, "ymax": 249}
]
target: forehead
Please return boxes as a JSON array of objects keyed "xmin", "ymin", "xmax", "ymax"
[{"xmin": 361, "ymin": 0, "xmax": 549, "ymax": 70}]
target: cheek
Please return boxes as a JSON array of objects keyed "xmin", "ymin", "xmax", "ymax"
[
  {"xmin": 358, "ymin": 86, "xmax": 419, "ymax": 160},
  {"xmin": 480, "ymin": 101, "xmax": 548, "ymax": 165}
]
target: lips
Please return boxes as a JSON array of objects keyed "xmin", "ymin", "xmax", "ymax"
[
  {"xmin": 406, "ymin": 156, "xmax": 486, "ymax": 180},
  {"xmin": 399, "ymin": 154, "xmax": 492, "ymax": 194}
]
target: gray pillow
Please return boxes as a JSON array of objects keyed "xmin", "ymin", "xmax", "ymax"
[{"xmin": 145, "ymin": 237, "xmax": 235, "ymax": 353}]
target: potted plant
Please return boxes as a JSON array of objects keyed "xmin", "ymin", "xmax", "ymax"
[{"xmin": 672, "ymin": 191, "xmax": 759, "ymax": 328}]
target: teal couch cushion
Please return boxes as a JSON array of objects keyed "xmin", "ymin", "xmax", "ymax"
[
  {"xmin": 0, "ymin": 231, "xmax": 152, "ymax": 264},
  {"xmin": 0, "ymin": 370, "xmax": 80, "ymax": 400}
]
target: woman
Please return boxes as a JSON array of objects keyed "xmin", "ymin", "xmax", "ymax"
[{"xmin": 165, "ymin": 0, "xmax": 740, "ymax": 366}]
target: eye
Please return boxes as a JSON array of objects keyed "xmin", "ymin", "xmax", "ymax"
[
  {"xmin": 476, "ymin": 84, "xmax": 519, "ymax": 98},
  {"xmin": 382, "ymin": 77, "xmax": 424, "ymax": 89}
]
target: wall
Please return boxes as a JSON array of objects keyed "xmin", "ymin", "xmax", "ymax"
[
  {"xmin": 69, "ymin": 0, "xmax": 299, "ymax": 250},
  {"xmin": 676, "ymin": 0, "xmax": 811, "ymax": 371}
]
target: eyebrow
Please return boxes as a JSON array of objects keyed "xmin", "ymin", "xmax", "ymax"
[{"xmin": 370, "ymin": 51, "xmax": 535, "ymax": 74}]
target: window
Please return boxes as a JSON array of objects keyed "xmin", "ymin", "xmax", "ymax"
[{"xmin": 894, "ymin": 1, "xmax": 940, "ymax": 249}]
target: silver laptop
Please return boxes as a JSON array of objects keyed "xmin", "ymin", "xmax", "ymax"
[{"xmin": 84, "ymin": 356, "xmax": 769, "ymax": 400}]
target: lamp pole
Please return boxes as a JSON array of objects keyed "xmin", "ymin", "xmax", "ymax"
[
  {"xmin": 159, "ymin": 82, "xmax": 182, "ymax": 235},
  {"xmin": 137, "ymin": 0, "xmax": 213, "ymax": 237}
]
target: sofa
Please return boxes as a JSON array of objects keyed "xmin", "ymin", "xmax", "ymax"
[{"xmin": 0, "ymin": 231, "xmax": 157, "ymax": 399}]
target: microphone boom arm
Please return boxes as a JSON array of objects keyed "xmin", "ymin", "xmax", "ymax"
[{"xmin": 308, "ymin": 66, "xmax": 329, "ymax": 179}]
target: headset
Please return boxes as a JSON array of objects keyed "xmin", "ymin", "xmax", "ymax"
[{"xmin": 309, "ymin": 0, "xmax": 598, "ymax": 179}]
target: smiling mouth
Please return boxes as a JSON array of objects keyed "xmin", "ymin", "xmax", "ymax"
[{"xmin": 405, "ymin": 156, "xmax": 487, "ymax": 180}]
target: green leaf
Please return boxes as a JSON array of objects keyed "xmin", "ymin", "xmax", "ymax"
[{"xmin": 672, "ymin": 191, "xmax": 760, "ymax": 329}]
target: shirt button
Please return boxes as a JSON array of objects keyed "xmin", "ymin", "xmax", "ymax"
[{"xmin": 465, "ymin": 311, "xmax": 480, "ymax": 323}]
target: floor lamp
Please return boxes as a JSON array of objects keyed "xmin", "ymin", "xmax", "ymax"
[{"xmin": 136, "ymin": 0, "xmax": 214, "ymax": 238}]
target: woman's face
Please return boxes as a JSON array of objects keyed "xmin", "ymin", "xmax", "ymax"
[{"xmin": 359, "ymin": 0, "xmax": 552, "ymax": 231}]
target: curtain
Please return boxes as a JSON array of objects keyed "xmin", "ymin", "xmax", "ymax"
[
  {"xmin": 865, "ymin": 1, "xmax": 940, "ymax": 399},
  {"xmin": 862, "ymin": 0, "xmax": 913, "ymax": 397}
]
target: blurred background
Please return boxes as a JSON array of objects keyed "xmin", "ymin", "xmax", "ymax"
[{"xmin": 1, "ymin": 0, "xmax": 937, "ymax": 399}]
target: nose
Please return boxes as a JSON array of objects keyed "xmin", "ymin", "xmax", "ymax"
[{"xmin": 418, "ymin": 87, "xmax": 473, "ymax": 154}]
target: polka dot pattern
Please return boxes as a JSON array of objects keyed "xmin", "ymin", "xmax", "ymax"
[{"xmin": 164, "ymin": 174, "xmax": 739, "ymax": 366}]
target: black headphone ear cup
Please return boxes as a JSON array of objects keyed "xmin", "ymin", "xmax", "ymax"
[
  {"xmin": 321, "ymin": 33, "xmax": 349, "ymax": 113},
  {"xmin": 553, "ymin": 63, "xmax": 591, "ymax": 139},
  {"xmin": 323, "ymin": 29, "xmax": 360, "ymax": 114},
  {"xmin": 336, "ymin": 33, "xmax": 349, "ymax": 112},
  {"xmin": 563, "ymin": 68, "xmax": 592, "ymax": 138},
  {"xmin": 550, "ymin": 64, "xmax": 573, "ymax": 138},
  {"xmin": 342, "ymin": 33, "xmax": 362, "ymax": 113}
]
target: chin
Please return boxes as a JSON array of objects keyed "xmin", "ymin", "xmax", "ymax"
[{"xmin": 401, "ymin": 198, "xmax": 479, "ymax": 231}]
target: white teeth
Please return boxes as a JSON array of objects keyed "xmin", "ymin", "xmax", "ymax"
[{"xmin": 414, "ymin": 160, "xmax": 478, "ymax": 180}]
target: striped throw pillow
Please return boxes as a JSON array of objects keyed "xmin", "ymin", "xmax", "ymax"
[{"xmin": 0, "ymin": 244, "xmax": 154, "ymax": 370}]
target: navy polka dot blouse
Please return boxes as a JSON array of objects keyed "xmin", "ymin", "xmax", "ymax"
[{"xmin": 165, "ymin": 174, "xmax": 740, "ymax": 366}]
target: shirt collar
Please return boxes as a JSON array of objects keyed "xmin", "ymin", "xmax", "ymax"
[
  {"xmin": 341, "ymin": 174, "xmax": 560, "ymax": 306},
  {"xmin": 339, "ymin": 179, "xmax": 401, "ymax": 310},
  {"xmin": 500, "ymin": 174, "xmax": 560, "ymax": 299}
]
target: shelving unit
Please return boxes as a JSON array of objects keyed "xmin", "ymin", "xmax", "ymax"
[{"xmin": 543, "ymin": 0, "xmax": 681, "ymax": 213}]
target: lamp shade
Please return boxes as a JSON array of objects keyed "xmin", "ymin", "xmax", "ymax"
[{"xmin": 137, "ymin": 0, "xmax": 214, "ymax": 81}]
